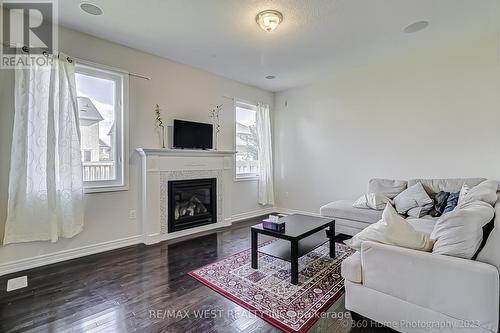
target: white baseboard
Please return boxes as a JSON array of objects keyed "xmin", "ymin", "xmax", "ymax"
[
  {"xmin": 231, "ymin": 207, "xmax": 275, "ymax": 223},
  {"xmin": 0, "ymin": 207, "xmax": 319, "ymax": 277},
  {"xmin": 0, "ymin": 235, "xmax": 142, "ymax": 277}
]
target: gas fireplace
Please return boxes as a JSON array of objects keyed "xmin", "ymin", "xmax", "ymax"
[{"xmin": 168, "ymin": 178, "xmax": 217, "ymax": 232}]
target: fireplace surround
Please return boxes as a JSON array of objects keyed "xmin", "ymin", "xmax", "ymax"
[
  {"xmin": 136, "ymin": 148, "xmax": 236, "ymax": 244},
  {"xmin": 168, "ymin": 178, "xmax": 217, "ymax": 232}
]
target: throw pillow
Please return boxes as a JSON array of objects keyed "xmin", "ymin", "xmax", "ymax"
[
  {"xmin": 431, "ymin": 200, "xmax": 495, "ymax": 259},
  {"xmin": 458, "ymin": 180, "xmax": 498, "ymax": 206},
  {"xmin": 352, "ymin": 193, "xmax": 393, "ymax": 210},
  {"xmin": 344, "ymin": 204, "xmax": 434, "ymax": 252},
  {"xmin": 443, "ymin": 192, "xmax": 459, "ymax": 213},
  {"xmin": 428, "ymin": 191, "xmax": 450, "ymax": 217},
  {"xmin": 393, "ymin": 182, "xmax": 433, "ymax": 214},
  {"xmin": 457, "ymin": 184, "xmax": 470, "ymax": 205},
  {"xmin": 368, "ymin": 179, "xmax": 407, "ymax": 199},
  {"xmin": 407, "ymin": 203, "xmax": 433, "ymax": 218}
]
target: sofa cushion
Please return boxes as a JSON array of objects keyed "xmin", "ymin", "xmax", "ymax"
[
  {"xmin": 341, "ymin": 251, "xmax": 362, "ymax": 283},
  {"xmin": 408, "ymin": 178, "xmax": 486, "ymax": 197},
  {"xmin": 431, "ymin": 200, "xmax": 495, "ymax": 260},
  {"xmin": 393, "ymin": 182, "xmax": 433, "ymax": 214},
  {"xmin": 320, "ymin": 200, "xmax": 383, "ymax": 224},
  {"xmin": 368, "ymin": 179, "xmax": 407, "ymax": 199},
  {"xmin": 477, "ymin": 195, "xmax": 500, "ymax": 272},
  {"xmin": 344, "ymin": 204, "xmax": 434, "ymax": 252}
]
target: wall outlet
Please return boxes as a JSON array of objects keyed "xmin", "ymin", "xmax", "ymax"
[
  {"xmin": 7, "ymin": 276, "xmax": 28, "ymax": 292},
  {"xmin": 129, "ymin": 210, "xmax": 137, "ymax": 220}
]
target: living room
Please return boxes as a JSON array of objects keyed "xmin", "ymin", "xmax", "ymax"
[{"xmin": 0, "ymin": 1, "xmax": 499, "ymax": 332}]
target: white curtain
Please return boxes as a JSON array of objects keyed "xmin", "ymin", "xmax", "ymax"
[
  {"xmin": 4, "ymin": 52, "xmax": 84, "ymax": 245},
  {"xmin": 256, "ymin": 103, "xmax": 275, "ymax": 205}
]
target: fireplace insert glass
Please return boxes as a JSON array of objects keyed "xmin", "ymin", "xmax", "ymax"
[{"xmin": 168, "ymin": 178, "xmax": 217, "ymax": 232}]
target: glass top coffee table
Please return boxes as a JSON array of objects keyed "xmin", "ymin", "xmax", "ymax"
[{"xmin": 251, "ymin": 214, "xmax": 335, "ymax": 285}]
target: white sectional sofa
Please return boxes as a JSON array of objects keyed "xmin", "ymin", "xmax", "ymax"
[
  {"xmin": 322, "ymin": 178, "xmax": 500, "ymax": 333},
  {"xmin": 320, "ymin": 178, "xmax": 485, "ymax": 236}
]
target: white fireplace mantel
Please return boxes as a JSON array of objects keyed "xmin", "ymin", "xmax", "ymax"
[
  {"xmin": 136, "ymin": 148, "xmax": 237, "ymax": 157},
  {"xmin": 136, "ymin": 148, "xmax": 236, "ymax": 245}
]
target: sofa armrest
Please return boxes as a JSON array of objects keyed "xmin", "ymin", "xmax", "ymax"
[{"xmin": 361, "ymin": 241, "xmax": 499, "ymax": 332}]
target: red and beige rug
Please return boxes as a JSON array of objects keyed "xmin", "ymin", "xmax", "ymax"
[{"xmin": 188, "ymin": 241, "xmax": 355, "ymax": 333}]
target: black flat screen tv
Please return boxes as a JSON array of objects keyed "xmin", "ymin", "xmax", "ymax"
[{"xmin": 173, "ymin": 119, "xmax": 213, "ymax": 150}]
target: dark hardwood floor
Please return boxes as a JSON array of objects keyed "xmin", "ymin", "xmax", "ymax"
[{"xmin": 0, "ymin": 216, "xmax": 393, "ymax": 333}]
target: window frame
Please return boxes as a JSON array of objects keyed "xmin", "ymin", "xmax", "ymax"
[
  {"xmin": 234, "ymin": 99, "xmax": 259, "ymax": 182},
  {"xmin": 75, "ymin": 61, "xmax": 129, "ymax": 193}
]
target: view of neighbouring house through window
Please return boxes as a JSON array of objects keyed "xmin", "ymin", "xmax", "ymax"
[
  {"xmin": 75, "ymin": 68, "xmax": 117, "ymax": 183},
  {"xmin": 235, "ymin": 103, "xmax": 259, "ymax": 178}
]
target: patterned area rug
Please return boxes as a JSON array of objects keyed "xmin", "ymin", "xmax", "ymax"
[{"xmin": 188, "ymin": 241, "xmax": 355, "ymax": 333}]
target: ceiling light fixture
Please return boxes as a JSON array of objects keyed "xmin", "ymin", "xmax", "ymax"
[
  {"xmin": 265, "ymin": 75, "xmax": 276, "ymax": 79},
  {"xmin": 256, "ymin": 10, "xmax": 283, "ymax": 32},
  {"xmin": 403, "ymin": 21, "xmax": 429, "ymax": 33},
  {"xmin": 80, "ymin": 2, "xmax": 103, "ymax": 16}
]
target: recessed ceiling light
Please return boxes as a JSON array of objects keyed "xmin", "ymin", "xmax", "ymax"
[
  {"xmin": 256, "ymin": 10, "xmax": 283, "ymax": 32},
  {"xmin": 403, "ymin": 21, "xmax": 429, "ymax": 33},
  {"xmin": 265, "ymin": 75, "xmax": 276, "ymax": 80},
  {"xmin": 80, "ymin": 2, "xmax": 103, "ymax": 16}
]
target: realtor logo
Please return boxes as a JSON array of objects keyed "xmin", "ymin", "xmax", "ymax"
[{"xmin": 1, "ymin": 0, "xmax": 58, "ymax": 68}]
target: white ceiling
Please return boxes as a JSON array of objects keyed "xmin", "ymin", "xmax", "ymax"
[{"xmin": 59, "ymin": 0, "xmax": 498, "ymax": 92}]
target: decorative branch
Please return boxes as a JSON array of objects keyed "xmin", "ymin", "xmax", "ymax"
[
  {"xmin": 209, "ymin": 104, "xmax": 222, "ymax": 150},
  {"xmin": 208, "ymin": 104, "xmax": 222, "ymax": 134},
  {"xmin": 154, "ymin": 104, "xmax": 166, "ymax": 148}
]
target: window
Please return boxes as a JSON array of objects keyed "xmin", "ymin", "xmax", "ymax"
[
  {"xmin": 75, "ymin": 62, "xmax": 128, "ymax": 192},
  {"xmin": 83, "ymin": 150, "xmax": 91, "ymax": 162},
  {"xmin": 235, "ymin": 101, "xmax": 259, "ymax": 179}
]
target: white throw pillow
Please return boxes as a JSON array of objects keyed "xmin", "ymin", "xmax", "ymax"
[
  {"xmin": 344, "ymin": 204, "xmax": 434, "ymax": 252},
  {"xmin": 353, "ymin": 193, "xmax": 393, "ymax": 210},
  {"xmin": 431, "ymin": 200, "xmax": 495, "ymax": 259},
  {"xmin": 457, "ymin": 180, "xmax": 498, "ymax": 206},
  {"xmin": 393, "ymin": 182, "xmax": 433, "ymax": 214}
]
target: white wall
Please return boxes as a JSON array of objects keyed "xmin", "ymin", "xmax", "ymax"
[
  {"xmin": 273, "ymin": 32, "xmax": 500, "ymax": 214},
  {"xmin": 0, "ymin": 26, "xmax": 273, "ymax": 266}
]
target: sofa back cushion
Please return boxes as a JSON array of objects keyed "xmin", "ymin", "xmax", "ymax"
[
  {"xmin": 408, "ymin": 178, "xmax": 486, "ymax": 197},
  {"xmin": 368, "ymin": 179, "xmax": 407, "ymax": 199},
  {"xmin": 458, "ymin": 180, "xmax": 498, "ymax": 206}
]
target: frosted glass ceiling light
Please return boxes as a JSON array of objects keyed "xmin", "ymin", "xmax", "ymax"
[{"xmin": 256, "ymin": 10, "xmax": 283, "ymax": 32}]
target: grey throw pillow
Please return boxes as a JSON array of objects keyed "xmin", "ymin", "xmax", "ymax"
[
  {"xmin": 407, "ymin": 203, "xmax": 433, "ymax": 218},
  {"xmin": 394, "ymin": 182, "xmax": 433, "ymax": 214}
]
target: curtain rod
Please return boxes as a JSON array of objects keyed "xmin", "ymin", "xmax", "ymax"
[{"xmin": 3, "ymin": 43, "xmax": 151, "ymax": 81}]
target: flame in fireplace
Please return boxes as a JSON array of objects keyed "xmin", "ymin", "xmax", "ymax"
[{"xmin": 174, "ymin": 196, "xmax": 208, "ymax": 220}]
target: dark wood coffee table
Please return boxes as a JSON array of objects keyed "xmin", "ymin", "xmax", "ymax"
[{"xmin": 251, "ymin": 214, "xmax": 335, "ymax": 285}]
